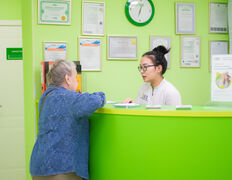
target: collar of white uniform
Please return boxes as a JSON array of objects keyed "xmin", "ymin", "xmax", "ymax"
[{"xmin": 150, "ymin": 78, "xmax": 166, "ymax": 90}]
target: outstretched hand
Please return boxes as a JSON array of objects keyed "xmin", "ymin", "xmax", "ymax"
[{"xmin": 122, "ymin": 98, "xmax": 134, "ymax": 104}]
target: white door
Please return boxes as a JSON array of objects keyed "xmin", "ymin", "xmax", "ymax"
[{"xmin": 0, "ymin": 21, "xmax": 25, "ymax": 179}]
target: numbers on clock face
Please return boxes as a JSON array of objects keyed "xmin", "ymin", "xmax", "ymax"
[{"xmin": 128, "ymin": 0, "xmax": 152, "ymax": 23}]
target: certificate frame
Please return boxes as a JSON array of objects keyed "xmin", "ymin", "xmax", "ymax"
[
  {"xmin": 209, "ymin": 2, "xmax": 228, "ymax": 34},
  {"xmin": 107, "ymin": 35, "xmax": 137, "ymax": 60},
  {"xmin": 43, "ymin": 41, "xmax": 67, "ymax": 62},
  {"xmin": 78, "ymin": 37, "xmax": 102, "ymax": 71},
  {"xmin": 180, "ymin": 36, "xmax": 200, "ymax": 68},
  {"xmin": 82, "ymin": 1, "xmax": 105, "ymax": 36},
  {"xmin": 150, "ymin": 36, "xmax": 171, "ymax": 68},
  {"xmin": 176, "ymin": 3, "xmax": 196, "ymax": 34},
  {"xmin": 38, "ymin": 0, "xmax": 71, "ymax": 25},
  {"xmin": 209, "ymin": 40, "xmax": 228, "ymax": 71}
]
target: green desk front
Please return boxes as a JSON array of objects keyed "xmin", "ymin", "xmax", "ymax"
[{"xmin": 89, "ymin": 105, "xmax": 232, "ymax": 180}]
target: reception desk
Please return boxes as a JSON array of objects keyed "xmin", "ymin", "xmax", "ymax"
[{"xmin": 89, "ymin": 104, "xmax": 232, "ymax": 180}]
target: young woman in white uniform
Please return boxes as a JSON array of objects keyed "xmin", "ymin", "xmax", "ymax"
[{"xmin": 123, "ymin": 46, "xmax": 181, "ymax": 105}]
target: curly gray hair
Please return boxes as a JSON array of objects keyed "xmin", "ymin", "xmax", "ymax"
[{"xmin": 47, "ymin": 59, "xmax": 76, "ymax": 86}]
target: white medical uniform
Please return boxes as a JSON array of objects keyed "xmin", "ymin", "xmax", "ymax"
[{"xmin": 136, "ymin": 79, "xmax": 181, "ymax": 105}]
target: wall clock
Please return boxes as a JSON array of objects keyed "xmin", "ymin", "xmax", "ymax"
[{"xmin": 125, "ymin": 0, "xmax": 155, "ymax": 26}]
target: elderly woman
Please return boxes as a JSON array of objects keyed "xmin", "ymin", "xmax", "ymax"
[{"xmin": 30, "ymin": 59, "xmax": 105, "ymax": 180}]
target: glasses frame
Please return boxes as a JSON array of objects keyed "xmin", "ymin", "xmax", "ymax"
[{"xmin": 138, "ymin": 65, "xmax": 156, "ymax": 72}]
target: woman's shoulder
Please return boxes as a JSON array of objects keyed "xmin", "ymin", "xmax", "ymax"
[{"xmin": 162, "ymin": 79, "xmax": 180, "ymax": 94}]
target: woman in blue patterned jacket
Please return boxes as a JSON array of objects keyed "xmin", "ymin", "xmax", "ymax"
[{"xmin": 30, "ymin": 59, "xmax": 105, "ymax": 180}]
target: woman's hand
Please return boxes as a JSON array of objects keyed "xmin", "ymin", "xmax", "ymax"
[{"xmin": 122, "ymin": 98, "xmax": 134, "ymax": 104}]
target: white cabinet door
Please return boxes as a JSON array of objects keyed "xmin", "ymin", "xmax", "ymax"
[{"xmin": 0, "ymin": 24, "xmax": 25, "ymax": 180}]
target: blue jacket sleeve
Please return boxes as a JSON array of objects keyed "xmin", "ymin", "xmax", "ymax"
[{"xmin": 67, "ymin": 91, "xmax": 105, "ymax": 118}]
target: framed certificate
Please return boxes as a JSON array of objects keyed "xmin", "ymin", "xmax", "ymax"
[
  {"xmin": 43, "ymin": 42, "xmax": 67, "ymax": 62},
  {"xmin": 176, "ymin": 3, "xmax": 195, "ymax": 34},
  {"xmin": 180, "ymin": 36, "xmax": 200, "ymax": 67},
  {"xmin": 82, "ymin": 1, "xmax": 105, "ymax": 36},
  {"xmin": 209, "ymin": 40, "xmax": 228, "ymax": 71},
  {"xmin": 38, "ymin": 0, "xmax": 71, "ymax": 25},
  {"xmin": 150, "ymin": 36, "xmax": 171, "ymax": 68},
  {"xmin": 209, "ymin": 2, "xmax": 228, "ymax": 33},
  {"xmin": 108, "ymin": 36, "xmax": 137, "ymax": 60},
  {"xmin": 79, "ymin": 37, "xmax": 102, "ymax": 71}
]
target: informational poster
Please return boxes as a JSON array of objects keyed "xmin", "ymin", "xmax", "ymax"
[
  {"xmin": 38, "ymin": 0, "xmax": 71, "ymax": 25},
  {"xmin": 44, "ymin": 42, "xmax": 67, "ymax": 62},
  {"xmin": 108, "ymin": 36, "xmax": 137, "ymax": 60},
  {"xmin": 176, "ymin": 3, "xmax": 195, "ymax": 34},
  {"xmin": 150, "ymin": 36, "xmax": 171, "ymax": 68},
  {"xmin": 79, "ymin": 38, "xmax": 101, "ymax": 71},
  {"xmin": 82, "ymin": 1, "xmax": 105, "ymax": 36},
  {"xmin": 209, "ymin": 3, "xmax": 228, "ymax": 33},
  {"xmin": 228, "ymin": 0, "xmax": 232, "ymax": 53},
  {"xmin": 211, "ymin": 55, "xmax": 232, "ymax": 102},
  {"xmin": 209, "ymin": 41, "xmax": 228, "ymax": 71},
  {"xmin": 181, "ymin": 36, "xmax": 200, "ymax": 67}
]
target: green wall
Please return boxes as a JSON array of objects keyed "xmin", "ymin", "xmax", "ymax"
[
  {"xmin": 32, "ymin": 0, "xmax": 228, "ymax": 106},
  {"xmin": 0, "ymin": 0, "xmax": 22, "ymax": 20}
]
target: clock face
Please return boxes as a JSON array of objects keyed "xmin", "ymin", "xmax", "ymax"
[{"xmin": 125, "ymin": 0, "xmax": 155, "ymax": 26}]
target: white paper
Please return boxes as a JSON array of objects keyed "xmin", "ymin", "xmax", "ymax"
[
  {"xmin": 150, "ymin": 36, "xmax": 170, "ymax": 67},
  {"xmin": 211, "ymin": 55, "xmax": 232, "ymax": 102},
  {"xmin": 44, "ymin": 42, "xmax": 67, "ymax": 62},
  {"xmin": 181, "ymin": 36, "xmax": 200, "ymax": 67},
  {"xmin": 79, "ymin": 38, "xmax": 101, "ymax": 71},
  {"xmin": 108, "ymin": 36, "xmax": 137, "ymax": 59},
  {"xmin": 210, "ymin": 3, "xmax": 228, "ymax": 33},
  {"xmin": 146, "ymin": 105, "xmax": 162, "ymax": 109},
  {"xmin": 176, "ymin": 105, "xmax": 192, "ymax": 109},
  {"xmin": 176, "ymin": 3, "xmax": 195, "ymax": 34},
  {"xmin": 82, "ymin": 2, "xmax": 104, "ymax": 35},
  {"xmin": 114, "ymin": 103, "xmax": 140, "ymax": 107},
  {"xmin": 210, "ymin": 41, "xmax": 228, "ymax": 70}
]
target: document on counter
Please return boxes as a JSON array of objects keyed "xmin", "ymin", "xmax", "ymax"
[{"xmin": 114, "ymin": 103, "xmax": 140, "ymax": 107}]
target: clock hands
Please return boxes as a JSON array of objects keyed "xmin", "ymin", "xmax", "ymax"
[{"xmin": 138, "ymin": 4, "xmax": 144, "ymax": 17}]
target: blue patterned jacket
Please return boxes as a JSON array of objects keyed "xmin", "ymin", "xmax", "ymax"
[{"xmin": 30, "ymin": 85, "xmax": 105, "ymax": 179}]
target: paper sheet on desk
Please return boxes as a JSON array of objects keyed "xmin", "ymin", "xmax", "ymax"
[{"xmin": 114, "ymin": 103, "xmax": 140, "ymax": 107}]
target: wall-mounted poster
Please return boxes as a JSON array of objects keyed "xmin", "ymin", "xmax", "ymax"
[
  {"xmin": 176, "ymin": 3, "xmax": 195, "ymax": 34},
  {"xmin": 38, "ymin": 0, "xmax": 71, "ymax": 25},
  {"xmin": 43, "ymin": 42, "xmax": 67, "ymax": 61},
  {"xmin": 79, "ymin": 37, "xmax": 101, "ymax": 71},
  {"xmin": 228, "ymin": 0, "xmax": 232, "ymax": 53},
  {"xmin": 150, "ymin": 36, "xmax": 171, "ymax": 68},
  {"xmin": 181, "ymin": 36, "xmax": 200, "ymax": 67},
  {"xmin": 82, "ymin": 1, "xmax": 105, "ymax": 36},
  {"xmin": 211, "ymin": 55, "xmax": 232, "ymax": 102},
  {"xmin": 108, "ymin": 36, "xmax": 137, "ymax": 60},
  {"xmin": 209, "ymin": 2, "xmax": 228, "ymax": 33},
  {"xmin": 209, "ymin": 40, "xmax": 228, "ymax": 71}
]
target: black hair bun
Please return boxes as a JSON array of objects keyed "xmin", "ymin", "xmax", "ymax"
[{"xmin": 153, "ymin": 45, "xmax": 170, "ymax": 55}]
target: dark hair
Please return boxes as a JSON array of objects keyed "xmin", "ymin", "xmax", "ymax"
[{"xmin": 142, "ymin": 45, "xmax": 170, "ymax": 75}]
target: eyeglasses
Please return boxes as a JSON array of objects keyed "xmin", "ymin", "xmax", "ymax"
[{"xmin": 138, "ymin": 65, "xmax": 156, "ymax": 72}]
